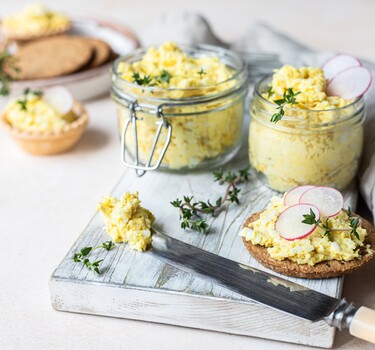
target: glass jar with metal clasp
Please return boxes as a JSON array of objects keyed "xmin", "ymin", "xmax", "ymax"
[{"xmin": 111, "ymin": 44, "xmax": 248, "ymax": 176}]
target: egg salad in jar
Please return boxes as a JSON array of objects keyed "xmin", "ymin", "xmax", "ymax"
[
  {"xmin": 249, "ymin": 65, "xmax": 365, "ymax": 192},
  {"xmin": 112, "ymin": 42, "xmax": 248, "ymax": 172}
]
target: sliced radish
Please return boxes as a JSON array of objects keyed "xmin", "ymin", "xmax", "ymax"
[
  {"xmin": 326, "ymin": 66, "xmax": 372, "ymax": 100},
  {"xmin": 43, "ymin": 86, "xmax": 74, "ymax": 115},
  {"xmin": 284, "ymin": 185, "xmax": 316, "ymax": 207},
  {"xmin": 276, "ymin": 204, "xmax": 320, "ymax": 241},
  {"xmin": 299, "ymin": 186, "xmax": 343, "ymax": 218},
  {"xmin": 322, "ymin": 54, "xmax": 361, "ymax": 81}
]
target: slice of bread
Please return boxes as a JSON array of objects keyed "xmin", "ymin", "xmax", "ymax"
[{"xmin": 242, "ymin": 211, "xmax": 375, "ymax": 279}]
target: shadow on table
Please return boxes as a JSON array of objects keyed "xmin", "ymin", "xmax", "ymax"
[{"xmin": 75, "ymin": 127, "xmax": 111, "ymax": 152}]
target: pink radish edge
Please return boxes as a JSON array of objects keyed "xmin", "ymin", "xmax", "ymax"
[
  {"xmin": 299, "ymin": 186, "xmax": 344, "ymax": 218},
  {"xmin": 283, "ymin": 185, "xmax": 315, "ymax": 207},
  {"xmin": 327, "ymin": 66, "xmax": 372, "ymax": 100},
  {"xmin": 275, "ymin": 203, "xmax": 320, "ymax": 241},
  {"xmin": 322, "ymin": 53, "xmax": 362, "ymax": 80}
]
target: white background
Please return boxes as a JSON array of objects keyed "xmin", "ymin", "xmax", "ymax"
[{"xmin": 1, "ymin": 1, "xmax": 375, "ymax": 349}]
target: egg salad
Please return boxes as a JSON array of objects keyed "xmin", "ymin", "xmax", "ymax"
[
  {"xmin": 4, "ymin": 90, "xmax": 74, "ymax": 133},
  {"xmin": 97, "ymin": 192, "xmax": 155, "ymax": 252},
  {"xmin": 115, "ymin": 42, "xmax": 245, "ymax": 170},
  {"xmin": 249, "ymin": 65, "xmax": 364, "ymax": 192},
  {"xmin": 240, "ymin": 196, "xmax": 372, "ymax": 266},
  {"xmin": 117, "ymin": 42, "xmax": 234, "ymax": 93},
  {"xmin": 266, "ymin": 65, "xmax": 350, "ymax": 115},
  {"xmin": 2, "ymin": 3, "xmax": 70, "ymax": 38}
]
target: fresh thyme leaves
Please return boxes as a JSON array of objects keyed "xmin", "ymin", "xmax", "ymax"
[
  {"xmin": 171, "ymin": 167, "xmax": 250, "ymax": 234},
  {"xmin": 270, "ymin": 88, "xmax": 301, "ymax": 123},
  {"xmin": 132, "ymin": 70, "xmax": 173, "ymax": 87},
  {"xmin": 197, "ymin": 68, "xmax": 206, "ymax": 78},
  {"xmin": 72, "ymin": 240, "xmax": 115, "ymax": 274},
  {"xmin": 158, "ymin": 69, "xmax": 172, "ymax": 83},
  {"xmin": 0, "ymin": 52, "xmax": 18, "ymax": 96},
  {"xmin": 349, "ymin": 215, "xmax": 360, "ymax": 240},
  {"xmin": 267, "ymin": 86, "xmax": 274, "ymax": 98},
  {"xmin": 132, "ymin": 72, "xmax": 153, "ymax": 86},
  {"xmin": 302, "ymin": 207, "xmax": 361, "ymax": 241},
  {"xmin": 16, "ymin": 88, "xmax": 43, "ymax": 112}
]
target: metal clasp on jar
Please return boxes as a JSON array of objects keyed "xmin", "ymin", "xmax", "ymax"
[{"xmin": 120, "ymin": 100, "xmax": 172, "ymax": 177}]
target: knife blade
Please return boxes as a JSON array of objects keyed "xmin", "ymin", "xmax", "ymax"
[{"xmin": 149, "ymin": 231, "xmax": 375, "ymax": 343}]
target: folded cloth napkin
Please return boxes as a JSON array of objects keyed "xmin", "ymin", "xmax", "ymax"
[{"xmin": 139, "ymin": 14, "xmax": 375, "ymax": 221}]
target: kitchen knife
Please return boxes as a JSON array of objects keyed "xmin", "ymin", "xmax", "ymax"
[{"xmin": 149, "ymin": 231, "xmax": 375, "ymax": 344}]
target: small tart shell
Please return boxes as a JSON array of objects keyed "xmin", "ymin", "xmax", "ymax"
[{"xmin": 1, "ymin": 101, "xmax": 88, "ymax": 155}]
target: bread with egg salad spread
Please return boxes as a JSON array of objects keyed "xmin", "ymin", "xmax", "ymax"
[{"xmin": 240, "ymin": 186, "xmax": 375, "ymax": 279}]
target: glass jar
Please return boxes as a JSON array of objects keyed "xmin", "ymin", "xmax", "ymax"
[
  {"xmin": 111, "ymin": 45, "xmax": 248, "ymax": 175},
  {"xmin": 249, "ymin": 75, "xmax": 365, "ymax": 192}
]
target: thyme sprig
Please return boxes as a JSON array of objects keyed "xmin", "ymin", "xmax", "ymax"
[
  {"xmin": 73, "ymin": 240, "xmax": 115, "ymax": 274},
  {"xmin": 197, "ymin": 68, "xmax": 206, "ymax": 78},
  {"xmin": 132, "ymin": 70, "xmax": 172, "ymax": 87},
  {"xmin": 171, "ymin": 167, "xmax": 250, "ymax": 233},
  {"xmin": 302, "ymin": 207, "xmax": 361, "ymax": 241},
  {"xmin": 270, "ymin": 87, "xmax": 301, "ymax": 123},
  {"xmin": 0, "ymin": 52, "xmax": 18, "ymax": 96},
  {"xmin": 16, "ymin": 88, "xmax": 43, "ymax": 112}
]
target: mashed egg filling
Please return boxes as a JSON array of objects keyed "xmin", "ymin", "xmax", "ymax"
[
  {"xmin": 4, "ymin": 92, "xmax": 74, "ymax": 132},
  {"xmin": 97, "ymin": 192, "xmax": 155, "ymax": 251},
  {"xmin": 265, "ymin": 65, "xmax": 350, "ymax": 114},
  {"xmin": 240, "ymin": 196, "xmax": 372, "ymax": 265},
  {"xmin": 3, "ymin": 3, "xmax": 70, "ymax": 36}
]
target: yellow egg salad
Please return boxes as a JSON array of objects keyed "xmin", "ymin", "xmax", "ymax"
[
  {"xmin": 117, "ymin": 42, "xmax": 234, "ymax": 92},
  {"xmin": 4, "ymin": 90, "xmax": 74, "ymax": 133},
  {"xmin": 114, "ymin": 42, "xmax": 246, "ymax": 170},
  {"xmin": 97, "ymin": 192, "xmax": 155, "ymax": 251},
  {"xmin": 240, "ymin": 196, "xmax": 372, "ymax": 265},
  {"xmin": 2, "ymin": 3, "xmax": 70, "ymax": 38},
  {"xmin": 249, "ymin": 65, "xmax": 364, "ymax": 192}
]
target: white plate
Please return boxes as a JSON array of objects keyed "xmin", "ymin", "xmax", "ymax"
[{"xmin": 3, "ymin": 14, "xmax": 139, "ymax": 103}]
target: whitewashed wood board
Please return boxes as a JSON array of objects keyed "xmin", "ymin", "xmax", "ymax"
[{"xmin": 50, "ymin": 141, "xmax": 357, "ymax": 349}]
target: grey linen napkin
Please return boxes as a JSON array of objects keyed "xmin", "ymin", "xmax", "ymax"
[{"xmin": 139, "ymin": 14, "xmax": 375, "ymax": 221}]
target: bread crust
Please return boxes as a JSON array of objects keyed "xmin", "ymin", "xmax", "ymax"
[{"xmin": 242, "ymin": 211, "xmax": 375, "ymax": 279}]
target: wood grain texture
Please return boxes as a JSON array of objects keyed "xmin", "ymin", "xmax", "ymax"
[{"xmin": 50, "ymin": 136, "xmax": 358, "ymax": 349}]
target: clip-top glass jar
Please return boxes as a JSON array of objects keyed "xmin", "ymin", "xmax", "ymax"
[
  {"xmin": 249, "ymin": 75, "xmax": 365, "ymax": 192},
  {"xmin": 111, "ymin": 44, "xmax": 248, "ymax": 176}
]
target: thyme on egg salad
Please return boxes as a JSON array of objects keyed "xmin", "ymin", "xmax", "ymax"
[
  {"xmin": 302, "ymin": 206, "xmax": 360, "ymax": 241},
  {"xmin": 132, "ymin": 69, "xmax": 172, "ymax": 87},
  {"xmin": 171, "ymin": 167, "xmax": 250, "ymax": 233},
  {"xmin": 0, "ymin": 52, "xmax": 18, "ymax": 96},
  {"xmin": 16, "ymin": 88, "xmax": 43, "ymax": 112},
  {"xmin": 270, "ymin": 87, "xmax": 301, "ymax": 123}
]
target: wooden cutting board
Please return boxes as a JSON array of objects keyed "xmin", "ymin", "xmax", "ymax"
[{"xmin": 50, "ymin": 142, "xmax": 357, "ymax": 348}]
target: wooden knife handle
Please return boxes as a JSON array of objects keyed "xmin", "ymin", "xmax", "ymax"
[{"xmin": 349, "ymin": 306, "xmax": 375, "ymax": 344}]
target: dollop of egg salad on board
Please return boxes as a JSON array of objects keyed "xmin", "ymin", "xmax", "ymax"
[
  {"xmin": 97, "ymin": 192, "xmax": 155, "ymax": 252},
  {"xmin": 240, "ymin": 186, "xmax": 373, "ymax": 266}
]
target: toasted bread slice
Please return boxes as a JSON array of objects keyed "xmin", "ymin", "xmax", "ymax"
[{"xmin": 242, "ymin": 211, "xmax": 375, "ymax": 279}]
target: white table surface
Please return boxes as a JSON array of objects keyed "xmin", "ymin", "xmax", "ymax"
[{"xmin": 1, "ymin": 1, "xmax": 375, "ymax": 349}]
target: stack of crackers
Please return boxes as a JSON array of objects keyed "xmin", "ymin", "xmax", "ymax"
[
  {"xmin": 6, "ymin": 35, "xmax": 117, "ymax": 80},
  {"xmin": 1, "ymin": 5, "xmax": 117, "ymax": 81}
]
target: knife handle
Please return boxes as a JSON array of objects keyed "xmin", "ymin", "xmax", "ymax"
[{"xmin": 349, "ymin": 306, "xmax": 375, "ymax": 344}]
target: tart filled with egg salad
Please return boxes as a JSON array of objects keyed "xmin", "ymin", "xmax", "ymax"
[
  {"xmin": 249, "ymin": 55, "xmax": 371, "ymax": 192},
  {"xmin": 1, "ymin": 86, "xmax": 88, "ymax": 155},
  {"xmin": 240, "ymin": 186, "xmax": 375, "ymax": 278},
  {"xmin": 1, "ymin": 3, "xmax": 71, "ymax": 41},
  {"xmin": 112, "ymin": 42, "xmax": 247, "ymax": 171}
]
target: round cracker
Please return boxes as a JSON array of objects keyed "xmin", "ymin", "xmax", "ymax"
[
  {"xmin": 242, "ymin": 211, "xmax": 375, "ymax": 279},
  {"xmin": 80, "ymin": 37, "xmax": 112, "ymax": 68},
  {"xmin": 8, "ymin": 35, "xmax": 94, "ymax": 80}
]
